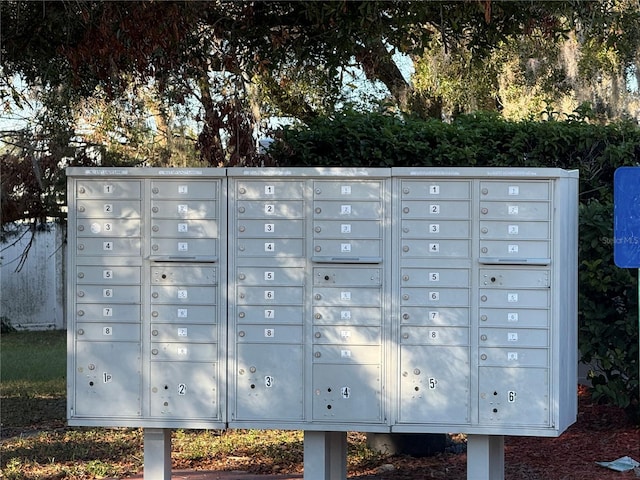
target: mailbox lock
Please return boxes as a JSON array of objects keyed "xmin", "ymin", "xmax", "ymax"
[
  {"xmin": 249, "ymin": 366, "xmax": 256, "ymax": 373},
  {"xmin": 152, "ymin": 292, "xmax": 159, "ymax": 298},
  {"xmin": 403, "ymin": 227, "xmax": 409, "ymax": 233},
  {"xmin": 152, "ymin": 311, "xmax": 159, "ymax": 317},
  {"xmin": 324, "ymin": 275, "xmax": 330, "ymax": 281},
  {"xmin": 77, "ymin": 272, "xmax": 84, "ymax": 279},
  {"xmin": 239, "ymin": 245, "xmax": 245, "ymax": 251},
  {"xmin": 315, "ymin": 207, "xmax": 322, "ymax": 214},
  {"xmin": 78, "ymin": 206, "xmax": 85, "ymax": 212},
  {"xmin": 403, "ymin": 187, "xmax": 410, "ymax": 194},
  {"xmin": 480, "ymin": 315, "xmax": 488, "ymax": 321},
  {"xmin": 78, "ymin": 187, "xmax": 86, "ymax": 194},
  {"xmin": 315, "ymin": 246, "xmax": 322, "ymax": 252},
  {"xmin": 77, "ymin": 329, "xmax": 84, "ymax": 335},
  {"xmin": 413, "ymin": 368, "xmax": 421, "ymax": 375},
  {"xmin": 152, "ymin": 206, "xmax": 159, "ymax": 213},
  {"xmin": 78, "ymin": 225, "xmax": 84, "ymax": 231},
  {"xmin": 481, "ymin": 334, "xmax": 488, "ymax": 341},
  {"xmin": 315, "ymin": 332, "xmax": 322, "ymax": 338},
  {"xmin": 481, "ymin": 247, "xmax": 488, "ymax": 253},
  {"xmin": 402, "ymin": 313, "xmax": 410, "ymax": 320},
  {"xmin": 239, "ymin": 187, "xmax": 246, "ymax": 194},
  {"xmin": 238, "ymin": 273, "xmax": 246, "ymax": 280},
  {"xmin": 315, "ymin": 188, "xmax": 322, "ymax": 194},
  {"xmin": 77, "ymin": 310, "xmax": 85, "ymax": 316},
  {"xmin": 482, "ymin": 188, "xmax": 489, "ymax": 195},
  {"xmin": 239, "ymin": 369, "xmax": 245, "ymax": 375},
  {"xmin": 152, "ymin": 225, "xmax": 159, "ymax": 232},
  {"xmin": 315, "ymin": 294, "xmax": 322, "ymax": 300},
  {"xmin": 238, "ymin": 312, "xmax": 245, "ymax": 318},
  {"xmin": 152, "ymin": 244, "xmax": 159, "ymax": 251},
  {"xmin": 238, "ymin": 225, "xmax": 246, "ymax": 232},
  {"xmin": 152, "ymin": 187, "xmax": 159, "ymax": 194},
  {"xmin": 315, "ymin": 226, "xmax": 322, "ymax": 233},
  {"xmin": 315, "ymin": 352, "xmax": 322, "ymax": 358},
  {"xmin": 152, "ymin": 349, "xmax": 159, "ymax": 355},
  {"xmin": 88, "ymin": 363, "xmax": 95, "ymax": 370},
  {"xmin": 403, "ymin": 207, "xmax": 410, "ymax": 214},
  {"xmin": 402, "ymin": 275, "xmax": 409, "ymax": 281},
  {"xmin": 239, "ymin": 293, "xmax": 245, "ymax": 299},
  {"xmin": 481, "ymin": 227, "xmax": 489, "ymax": 234},
  {"xmin": 481, "ymin": 207, "xmax": 489, "ymax": 214},
  {"xmin": 481, "ymin": 295, "xmax": 487, "ymax": 302},
  {"xmin": 480, "ymin": 354, "xmax": 488, "ymax": 360},
  {"xmin": 239, "ymin": 331, "xmax": 245, "ymax": 337},
  {"xmin": 77, "ymin": 291, "xmax": 85, "ymax": 297},
  {"xmin": 402, "ymin": 294, "xmax": 409, "ymax": 300},
  {"xmin": 238, "ymin": 206, "xmax": 245, "ymax": 213},
  {"xmin": 315, "ymin": 313, "xmax": 322, "ymax": 319},
  {"xmin": 152, "ymin": 330, "xmax": 158, "ymax": 336},
  {"xmin": 402, "ymin": 333, "xmax": 409, "ymax": 339},
  {"xmin": 402, "ymin": 246, "xmax": 410, "ymax": 252},
  {"xmin": 78, "ymin": 244, "xmax": 85, "ymax": 250}
]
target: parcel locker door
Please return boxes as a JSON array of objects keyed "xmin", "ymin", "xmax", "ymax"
[
  {"xmin": 73, "ymin": 342, "xmax": 141, "ymax": 418},
  {"xmin": 234, "ymin": 344, "xmax": 304, "ymax": 421},
  {"xmin": 399, "ymin": 346, "xmax": 470, "ymax": 424},
  {"xmin": 150, "ymin": 362, "xmax": 218, "ymax": 419}
]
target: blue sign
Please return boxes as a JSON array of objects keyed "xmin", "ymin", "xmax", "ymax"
[{"xmin": 614, "ymin": 166, "xmax": 640, "ymax": 268}]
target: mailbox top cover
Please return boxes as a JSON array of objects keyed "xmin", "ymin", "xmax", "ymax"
[{"xmin": 614, "ymin": 166, "xmax": 640, "ymax": 268}]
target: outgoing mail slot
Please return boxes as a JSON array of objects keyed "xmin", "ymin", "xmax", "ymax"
[
  {"xmin": 312, "ymin": 306, "xmax": 381, "ymax": 326},
  {"xmin": 77, "ymin": 219, "xmax": 141, "ymax": 237},
  {"xmin": 76, "ymin": 322, "xmax": 140, "ymax": 342},
  {"xmin": 237, "ymin": 267, "xmax": 305, "ymax": 285},
  {"xmin": 478, "ymin": 308, "xmax": 548, "ymax": 328},
  {"xmin": 480, "ymin": 221, "xmax": 549, "ymax": 240},
  {"xmin": 236, "ymin": 324, "xmax": 303, "ymax": 343},
  {"xmin": 76, "ymin": 285, "xmax": 141, "ymax": 304},
  {"xmin": 77, "ymin": 238, "xmax": 141, "ymax": 256},
  {"xmin": 237, "ymin": 305, "xmax": 303, "ymax": 324},
  {"xmin": 236, "ymin": 286, "xmax": 304, "ymax": 305},
  {"xmin": 151, "ymin": 219, "xmax": 219, "ymax": 238},
  {"xmin": 313, "ymin": 220, "xmax": 381, "ymax": 239},
  {"xmin": 151, "ymin": 180, "xmax": 218, "ymax": 199},
  {"xmin": 313, "ymin": 181, "xmax": 382, "ymax": 199},
  {"xmin": 312, "ymin": 345, "xmax": 381, "ymax": 364},
  {"xmin": 76, "ymin": 200, "xmax": 141, "ymax": 218},
  {"xmin": 236, "ymin": 181, "xmax": 304, "ymax": 199},
  {"xmin": 238, "ymin": 219, "xmax": 304, "ymax": 237},
  {"xmin": 151, "ymin": 286, "xmax": 217, "ymax": 304},
  {"xmin": 479, "ymin": 201, "xmax": 549, "ymax": 221},
  {"xmin": 401, "ymin": 268, "xmax": 470, "ymax": 287},
  {"xmin": 313, "ymin": 326, "xmax": 381, "ymax": 345},
  {"xmin": 479, "ymin": 240, "xmax": 549, "ymax": 259},
  {"xmin": 150, "ymin": 238, "xmax": 218, "ymax": 257},
  {"xmin": 400, "ymin": 180, "xmax": 471, "ymax": 199},
  {"xmin": 313, "ymin": 201, "xmax": 382, "ymax": 220},
  {"xmin": 400, "ymin": 200, "xmax": 470, "ymax": 219},
  {"xmin": 76, "ymin": 304, "xmax": 141, "ymax": 323},
  {"xmin": 401, "ymin": 287, "xmax": 469, "ymax": 307},
  {"xmin": 479, "ymin": 181, "xmax": 550, "ymax": 200},
  {"xmin": 313, "ymin": 239, "xmax": 381, "ymax": 258},
  {"xmin": 478, "ymin": 347, "xmax": 548, "ymax": 367},
  {"xmin": 77, "ymin": 266, "xmax": 141, "ymax": 284},
  {"xmin": 479, "ymin": 328, "xmax": 548, "ymax": 348},
  {"xmin": 151, "ymin": 305, "xmax": 217, "ymax": 324},
  {"xmin": 401, "ymin": 239, "xmax": 470, "ymax": 258},
  {"xmin": 400, "ymin": 326, "xmax": 469, "ymax": 346},
  {"xmin": 401, "ymin": 219, "xmax": 470, "ymax": 238},
  {"xmin": 150, "ymin": 362, "xmax": 218, "ymax": 419},
  {"xmin": 400, "ymin": 307, "xmax": 470, "ymax": 326},
  {"xmin": 313, "ymin": 267, "xmax": 381, "ymax": 286},
  {"xmin": 151, "ymin": 342, "xmax": 217, "ymax": 362},
  {"xmin": 480, "ymin": 269, "xmax": 550, "ymax": 288},
  {"xmin": 237, "ymin": 200, "xmax": 304, "ymax": 218},
  {"xmin": 76, "ymin": 180, "xmax": 141, "ymax": 199},
  {"xmin": 479, "ymin": 289, "xmax": 550, "ymax": 309},
  {"xmin": 312, "ymin": 287, "xmax": 381, "ymax": 306},
  {"xmin": 151, "ymin": 323, "xmax": 217, "ymax": 343},
  {"xmin": 151, "ymin": 200, "xmax": 218, "ymax": 219},
  {"xmin": 152, "ymin": 266, "xmax": 217, "ymax": 285},
  {"xmin": 236, "ymin": 238, "xmax": 304, "ymax": 257}
]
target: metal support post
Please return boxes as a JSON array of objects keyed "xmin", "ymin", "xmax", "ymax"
[
  {"xmin": 303, "ymin": 431, "xmax": 348, "ymax": 480},
  {"xmin": 467, "ymin": 434, "xmax": 504, "ymax": 480},
  {"xmin": 143, "ymin": 428, "xmax": 172, "ymax": 480}
]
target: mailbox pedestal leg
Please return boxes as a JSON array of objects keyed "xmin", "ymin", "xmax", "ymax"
[
  {"xmin": 143, "ymin": 428, "xmax": 172, "ymax": 480},
  {"xmin": 303, "ymin": 431, "xmax": 347, "ymax": 480},
  {"xmin": 467, "ymin": 434, "xmax": 504, "ymax": 480}
]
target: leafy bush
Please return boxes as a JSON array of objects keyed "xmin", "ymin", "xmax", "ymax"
[{"xmin": 270, "ymin": 110, "xmax": 640, "ymax": 417}]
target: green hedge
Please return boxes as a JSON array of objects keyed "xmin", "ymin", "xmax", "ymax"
[{"xmin": 270, "ymin": 110, "xmax": 640, "ymax": 419}]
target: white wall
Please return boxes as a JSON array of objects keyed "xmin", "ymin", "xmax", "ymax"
[{"xmin": 0, "ymin": 223, "xmax": 65, "ymax": 330}]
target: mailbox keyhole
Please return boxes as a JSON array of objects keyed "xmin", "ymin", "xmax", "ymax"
[
  {"xmin": 414, "ymin": 386, "xmax": 420, "ymax": 392},
  {"xmin": 250, "ymin": 384, "xmax": 256, "ymax": 389},
  {"xmin": 490, "ymin": 277, "xmax": 496, "ymax": 283},
  {"xmin": 493, "ymin": 408, "xmax": 498, "ymax": 413},
  {"xmin": 326, "ymin": 404, "xmax": 332, "ymax": 410},
  {"xmin": 324, "ymin": 275, "xmax": 330, "ymax": 281},
  {"xmin": 327, "ymin": 388, "xmax": 332, "ymax": 392},
  {"xmin": 164, "ymin": 385, "xmax": 169, "ymax": 390},
  {"xmin": 89, "ymin": 381, "xmax": 94, "ymax": 387},
  {"xmin": 493, "ymin": 391, "xmax": 498, "ymax": 396},
  {"xmin": 161, "ymin": 274, "xmax": 167, "ymax": 279}
]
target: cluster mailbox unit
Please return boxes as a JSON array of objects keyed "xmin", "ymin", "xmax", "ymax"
[{"xmin": 67, "ymin": 166, "xmax": 578, "ymax": 480}]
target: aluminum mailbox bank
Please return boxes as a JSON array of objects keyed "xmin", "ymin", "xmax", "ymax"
[{"xmin": 67, "ymin": 166, "xmax": 579, "ymax": 480}]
